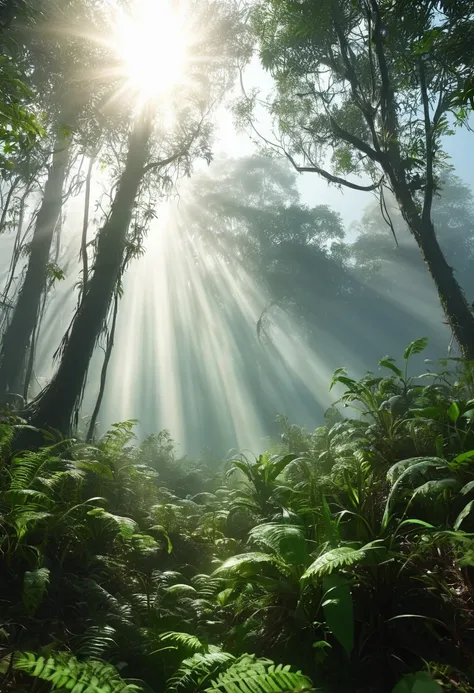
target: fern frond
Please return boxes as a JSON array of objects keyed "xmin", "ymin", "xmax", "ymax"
[
  {"xmin": 87, "ymin": 507, "xmax": 138, "ymax": 538},
  {"xmin": 205, "ymin": 655, "xmax": 312, "ymax": 693},
  {"xmin": 248, "ymin": 524, "xmax": 307, "ymax": 565},
  {"xmin": 13, "ymin": 651, "xmax": 140, "ymax": 692},
  {"xmin": 302, "ymin": 542, "xmax": 382, "ymax": 579},
  {"xmin": 212, "ymin": 553, "xmax": 285, "ymax": 579},
  {"xmin": 159, "ymin": 631, "xmax": 205, "ymax": 652},
  {"xmin": 167, "ymin": 650, "xmax": 235, "ymax": 692},
  {"xmin": 23, "ymin": 568, "xmax": 50, "ymax": 614}
]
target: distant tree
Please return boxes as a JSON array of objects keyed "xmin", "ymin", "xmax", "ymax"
[{"xmin": 245, "ymin": 0, "xmax": 474, "ymax": 357}]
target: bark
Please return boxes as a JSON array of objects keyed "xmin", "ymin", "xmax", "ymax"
[
  {"xmin": 27, "ymin": 113, "xmax": 153, "ymax": 433},
  {"xmin": 395, "ymin": 187, "xmax": 474, "ymax": 359},
  {"xmin": 0, "ymin": 120, "xmax": 72, "ymax": 400}
]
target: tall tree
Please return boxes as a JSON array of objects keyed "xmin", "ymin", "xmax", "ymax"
[
  {"xmin": 246, "ymin": 0, "xmax": 474, "ymax": 357},
  {"xmin": 0, "ymin": 0, "xmax": 110, "ymax": 400},
  {"xmin": 27, "ymin": 0, "xmax": 246, "ymax": 434}
]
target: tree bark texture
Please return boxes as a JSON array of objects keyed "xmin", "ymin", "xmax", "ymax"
[{"xmin": 390, "ymin": 178, "xmax": 474, "ymax": 360}]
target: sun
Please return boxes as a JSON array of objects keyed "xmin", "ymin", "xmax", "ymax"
[{"xmin": 112, "ymin": 0, "xmax": 190, "ymax": 106}]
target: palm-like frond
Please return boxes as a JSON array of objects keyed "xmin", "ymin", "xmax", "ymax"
[
  {"xmin": 23, "ymin": 567, "xmax": 50, "ymax": 614},
  {"xmin": 248, "ymin": 523, "xmax": 307, "ymax": 565},
  {"xmin": 213, "ymin": 552, "xmax": 285, "ymax": 579},
  {"xmin": 302, "ymin": 542, "xmax": 382, "ymax": 579},
  {"xmin": 167, "ymin": 650, "xmax": 236, "ymax": 692},
  {"xmin": 87, "ymin": 507, "xmax": 138, "ymax": 538},
  {"xmin": 13, "ymin": 652, "xmax": 140, "ymax": 692},
  {"xmin": 159, "ymin": 631, "xmax": 206, "ymax": 652},
  {"xmin": 205, "ymin": 655, "xmax": 312, "ymax": 693}
]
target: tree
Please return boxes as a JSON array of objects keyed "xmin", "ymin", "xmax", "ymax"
[
  {"xmin": 0, "ymin": 0, "xmax": 113, "ymax": 401},
  {"xmin": 26, "ymin": 1, "xmax": 246, "ymax": 434},
  {"xmin": 246, "ymin": 0, "xmax": 474, "ymax": 357}
]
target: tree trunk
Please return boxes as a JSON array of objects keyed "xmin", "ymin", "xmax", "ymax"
[
  {"xmin": 413, "ymin": 218, "xmax": 474, "ymax": 359},
  {"xmin": 86, "ymin": 292, "xmax": 119, "ymax": 441},
  {"xmin": 27, "ymin": 113, "xmax": 153, "ymax": 433},
  {"xmin": 391, "ymin": 181, "xmax": 474, "ymax": 360},
  {"xmin": 0, "ymin": 121, "xmax": 72, "ymax": 400}
]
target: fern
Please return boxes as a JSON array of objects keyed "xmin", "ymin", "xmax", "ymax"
[
  {"xmin": 213, "ymin": 553, "xmax": 283, "ymax": 578},
  {"xmin": 159, "ymin": 631, "xmax": 206, "ymax": 652},
  {"xmin": 302, "ymin": 542, "xmax": 382, "ymax": 579},
  {"xmin": 248, "ymin": 523, "xmax": 307, "ymax": 565},
  {"xmin": 205, "ymin": 655, "xmax": 312, "ymax": 693},
  {"xmin": 23, "ymin": 567, "xmax": 50, "ymax": 614},
  {"xmin": 87, "ymin": 507, "xmax": 138, "ymax": 538},
  {"xmin": 167, "ymin": 649, "xmax": 236, "ymax": 692},
  {"xmin": 13, "ymin": 651, "xmax": 140, "ymax": 692}
]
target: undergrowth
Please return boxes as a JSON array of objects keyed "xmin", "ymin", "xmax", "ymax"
[{"xmin": 1, "ymin": 340, "xmax": 474, "ymax": 693}]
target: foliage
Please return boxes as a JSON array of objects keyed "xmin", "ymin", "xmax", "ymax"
[{"xmin": 1, "ymin": 319, "xmax": 474, "ymax": 693}]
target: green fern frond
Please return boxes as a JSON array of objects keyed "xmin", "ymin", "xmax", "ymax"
[
  {"xmin": 159, "ymin": 631, "xmax": 205, "ymax": 652},
  {"xmin": 302, "ymin": 542, "xmax": 382, "ymax": 579},
  {"xmin": 75, "ymin": 459, "xmax": 115, "ymax": 480},
  {"xmin": 23, "ymin": 567, "xmax": 50, "ymax": 614},
  {"xmin": 87, "ymin": 507, "xmax": 138, "ymax": 538},
  {"xmin": 205, "ymin": 655, "xmax": 312, "ymax": 693},
  {"xmin": 10, "ymin": 444, "xmax": 68, "ymax": 490},
  {"xmin": 76, "ymin": 624, "xmax": 118, "ymax": 658},
  {"xmin": 248, "ymin": 524, "xmax": 307, "ymax": 565},
  {"xmin": 167, "ymin": 650, "xmax": 235, "ymax": 692},
  {"xmin": 212, "ymin": 552, "xmax": 285, "ymax": 579},
  {"xmin": 13, "ymin": 510, "xmax": 51, "ymax": 539},
  {"xmin": 13, "ymin": 651, "xmax": 140, "ymax": 692},
  {"xmin": 4, "ymin": 488, "xmax": 52, "ymax": 508}
]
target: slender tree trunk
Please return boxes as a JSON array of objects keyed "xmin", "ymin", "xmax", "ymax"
[
  {"xmin": 0, "ymin": 121, "xmax": 72, "ymax": 400},
  {"xmin": 86, "ymin": 291, "xmax": 119, "ymax": 441},
  {"xmin": 27, "ymin": 113, "xmax": 153, "ymax": 433}
]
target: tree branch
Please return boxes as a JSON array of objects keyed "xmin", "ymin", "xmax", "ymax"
[
  {"xmin": 330, "ymin": 117, "xmax": 383, "ymax": 162},
  {"xmin": 285, "ymin": 150, "xmax": 381, "ymax": 191}
]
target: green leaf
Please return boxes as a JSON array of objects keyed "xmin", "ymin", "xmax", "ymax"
[
  {"xmin": 412, "ymin": 478, "xmax": 460, "ymax": 497},
  {"xmin": 23, "ymin": 568, "xmax": 50, "ymax": 615},
  {"xmin": 454, "ymin": 500, "xmax": 474, "ymax": 530},
  {"xmin": 205, "ymin": 655, "xmax": 312, "ymax": 693},
  {"xmin": 379, "ymin": 357, "xmax": 403, "ymax": 378},
  {"xmin": 409, "ymin": 407, "xmax": 443, "ymax": 419},
  {"xmin": 462, "ymin": 408, "xmax": 474, "ymax": 420},
  {"xmin": 447, "ymin": 401, "xmax": 460, "ymax": 422},
  {"xmin": 461, "ymin": 480, "xmax": 474, "ymax": 495},
  {"xmin": 13, "ymin": 651, "xmax": 139, "ymax": 692},
  {"xmin": 404, "ymin": 338, "xmax": 428, "ymax": 361},
  {"xmin": 74, "ymin": 460, "xmax": 114, "ymax": 480},
  {"xmin": 212, "ymin": 553, "xmax": 283, "ymax": 579},
  {"xmin": 302, "ymin": 542, "xmax": 382, "ymax": 579},
  {"xmin": 248, "ymin": 524, "xmax": 307, "ymax": 565},
  {"xmin": 392, "ymin": 671, "xmax": 442, "ymax": 693},
  {"xmin": 450, "ymin": 450, "xmax": 474, "ymax": 468},
  {"xmin": 159, "ymin": 632, "xmax": 205, "ymax": 653},
  {"xmin": 322, "ymin": 574, "xmax": 353, "ymax": 655},
  {"xmin": 87, "ymin": 508, "xmax": 137, "ymax": 539}
]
